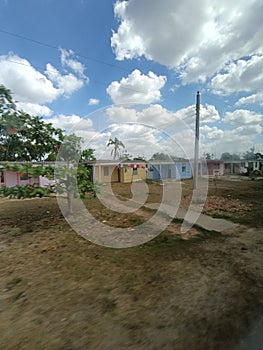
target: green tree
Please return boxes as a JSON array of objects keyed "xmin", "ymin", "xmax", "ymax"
[
  {"xmin": 55, "ymin": 134, "xmax": 98, "ymax": 214},
  {"xmin": 150, "ymin": 153, "xmax": 172, "ymax": 161},
  {"xmin": 107, "ymin": 137, "xmax": 125, "ymax": 160},
  {"xmin": 220, "ymin": 152, "xmax": 240, "ymax": 161},
  {"xmin": 204, "ymin": 152, "xmax": 215, "ymax": 160},
  {"xmin": 242, "ymin": 147, "xmax": 257, "ymax": 160},
  {"xmin": 80, "ymin": 148, "xmax": 96, "ymax": 162},
  {"xmin": 0, "ymin": 85, "xmax": 64, "ymax": 161}
]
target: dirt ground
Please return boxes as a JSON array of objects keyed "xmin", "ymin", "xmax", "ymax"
[{"xmin": 0, "ymin": 177, "xmax": 263, "ymax": 349}]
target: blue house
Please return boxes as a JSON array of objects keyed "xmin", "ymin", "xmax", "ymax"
[{"xmin": 146, "ymin": 161, "xmax": 192, "ymax": 180}]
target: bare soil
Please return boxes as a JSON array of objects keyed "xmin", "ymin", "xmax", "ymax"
[{"xmin": 0, "ymin": 177, "xmax": 263, "ymax": 349}]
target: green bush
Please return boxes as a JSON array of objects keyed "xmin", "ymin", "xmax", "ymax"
[{"xmin": 0, "ymin": 184, "xmax": 53, "ymax": 199}]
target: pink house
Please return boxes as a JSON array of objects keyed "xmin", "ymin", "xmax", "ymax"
[
  {"xmin": 2, "ymin": 171, "xmax": 53, "ymax": 188},
  {"xmin": 206, "ymin": 160, "xmax": 224, "ymax": 176}
]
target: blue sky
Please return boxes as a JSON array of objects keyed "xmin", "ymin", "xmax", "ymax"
[{"xmin": 0, "ymin": 0, "xmax": 262, "ymax": 159}]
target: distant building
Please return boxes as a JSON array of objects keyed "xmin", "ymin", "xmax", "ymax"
[
  {"xmin": 146, "ymin": 160, "xmax": 192, "ymax": 180},
  {"xmin": 92, "ymin": 160, "xmax": 147, "ymax": 183},
  {"xmin": 224, "ymin": 159, "xmax": 263, "ymax": 174},
  {"xmin": 205, "ymin": 160, "xmax": 224, "ymax": 176}
]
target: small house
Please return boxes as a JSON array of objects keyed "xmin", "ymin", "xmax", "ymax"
[
  {"xmin": 224, "ymin": 159, "xmax": 263, "ymax": 175},
  {"xmin": 206, "ymin": 160, "xmax": 224, "ymax": 176},
  {"xmin": 92, "ymin": 160, "xmax": 147, "ymax": 183},
  {"xmin": 146, "ymin": 160, "xmax": 192, "ymax": 180}
]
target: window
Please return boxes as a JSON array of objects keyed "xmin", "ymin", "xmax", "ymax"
[
  {"xmin": 181, "ymin": 163, "xmax": 186, "ymax": 172},
  {"xmin": 104, "ymin": 166, "xmax": 109, "ymax": 177},
  {"xmin": 20, "ymin": 172, "xmax": 29, "ymax": 180},
  {"xmin": 133, "ymin": 168, "xmax": 138, "ymax": 175},
  {"xmin": 213, "ymin": 163, "xmax": 220, "ymax": 169}
]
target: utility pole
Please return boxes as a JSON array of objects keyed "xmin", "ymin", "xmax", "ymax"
[{"xmin": 193, "ymin": 91, "xmax": 200, "ymax": 189}]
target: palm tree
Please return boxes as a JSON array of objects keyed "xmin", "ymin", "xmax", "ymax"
[{"xmin": 107, "ymin": 137, "xmax": 125, "ymax": 160}]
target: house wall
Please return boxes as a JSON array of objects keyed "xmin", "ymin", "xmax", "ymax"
[
  {"xmin": 176, "ymin": 162, "xmax": 192, "ymax": 179},
  {"xmin": 147, "ymin": 162, "xmax": 192, "ymax": 180},
  {"xmin": 3, "ymin": 171, "xmax": 39, "ymax": 188},
  {"xmin": 224, "ymin": 161, "xmax": 263, "ymax": 174},
  {"xmin": 147, "ymin": 165, "xmax": 160, "ymax": 180},
  {"xmin": 93, "ymin": 165, "xmax": 119, "ymax": 183},
  {"xmin": 207, "ymin": 161, "xmax": 224, "ymax": 176},
  {"xmin": 120, "ymin": 166, "xmax": 146, "ymax": 183}
]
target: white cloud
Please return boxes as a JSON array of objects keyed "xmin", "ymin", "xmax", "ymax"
[
  {"xmin": 106, "ymin": 69, "xmax": 167, "ymax": 104},
  {"xmin": 45, "ymin": 114, "xmax": 97, "ymax": 146},
  {"xmin": 88, "ymin": 98, "xmax": 100, "ymax": 106},
  {"xmin": 106, "ymin": 104, "xmax": 178, "ymax": 128},
  {"xmin": 174, "ymin": 104, "xmax": 220, "ymax": 124},
  {"xmin": 92, "ymin": 122, "xmax": 176, "ymax": 160},
  {"xmin": 46, "ymin": 114, "xmax": 93, "ymax": 132},
  {"xmin": 106, "ymin": 103, "xmax": 220, "ymax": 134},
  {"xmin": 0, "ymin": 53, "xmax": 61, "ymax": 103},
  {"xmin": 223, "ymin": 109, "xmax": 263, "ymax": 126},
  {"xmin": 211, "ymin": 55, "xmax": 263, "ymax": 95},
  {"xmin": 45, "ymin": 63, "xmax": 84, "ymax": 96},
  {"xmin": 235, "ymin": 124, "xmax": 262, "ymax": 136},
  {"xmin": 111, "ymin": 0, "xmax": 263, "ymax": 83},
  {"xmin": 204, "ymin": 128, "xmax": 261, "ymax": 158},
  {"xmin": 236, "ymin": 93, "xmax": 263, "ymax": 107},
  {"xmin": 200, "ymin": 125, "xmax": 224, "ymax": 140},
  {"xmin": 0, "ymin": 52, "xmax": 88, "ymax": 109},
  {"xmin": 60, "ymin": 48, "xmax": 88, "ymax": 80},
  {"xmin": 16, "ymin": 102, "xmax": 52, "ymax": 117},
  {"xmin": 95, "ymin": 105, "xmax": 261, "ymax": 159}
]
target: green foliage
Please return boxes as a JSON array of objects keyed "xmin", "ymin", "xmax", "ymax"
[
  {"xmin": 1, "ymin": 162, "xmax": 99, "ymax": 205},
  {"xmin": 220, "ymin": 152, "xmax": 240, "ymax": 161},
  {"xmin": 204, "ymin": 152, "xmax": 215, "ymax": 160},
  {"xmin": 80, "ymin": 148, "xmax": 96, "ymax": 162},
  {"xmin": 0, "ymin": 184, "xmax": 52, "ymax": 199},
  {"xmin": 242, "ymin": 147, "xmax": 257, "ymax": 160},
  {"xmin": 55, "ymin": 164, "xmax": 99, "ymax": 199},
  {"xmin": 150, "ymin": 153, "xmax": 173, "ymax": 161},
  {"xmin": 0, "ymin": 85, "xmax": 64, "ymax": 161},
  {"xmin": 0, "ymin": 85, "xmax": 99, "ymax": 209},
  {"xmin": 58, "ymin": 134, "xmax": 82, "ymax": 162},
  {"xmin": 1, "ymin": 162, "xmax": 54, "ymax": 179}
]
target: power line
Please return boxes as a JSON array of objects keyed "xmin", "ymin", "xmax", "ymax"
[
  {"xmin": 0, "ymin": 28, "xmax": 247, "ymax": 113},
  {"xmin": 0, "ymin": 28, "xmax": 130, "ymax": 73}
]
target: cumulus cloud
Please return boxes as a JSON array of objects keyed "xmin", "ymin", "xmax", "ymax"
[
  {"xmin": 236, "ymin": 93, "xmax": 263, "ymax": 107},
  {"xmin": 200, "ymin": 125, "xmax": 224, "ymax": 140},
  {"xmin": 223, "ymin": 109, "xmax": 263, "ymax": 126},
  {"xmin": 111, "ymin": 0, "xmax": 263, "ymax": 83},
  {"xmin": 46, "ymin": 114, "xmax": 93, "ymax": 132},
  {"xmin": 106, "ymin": 103, "xmax": 220, "ymax": 131},
  {"xmin": 45, "ymin": 63, "xmax": 85, "ymax": 96},
  {"xmin": 211, "ymin": 55, "xmax": 263, "ymax": 95},
  {"xmin": 88, "ymin": 98, "xmax": 100, "ymax": 106},
  {"xmin": 92, "ymin": 122, "xmax": 177, "ymax": 160},
  {"xmin": 16, "ymin": 102, "xmax": 52, "ymax": 117},
  {"xmin": 0, "ymin": 53, "xmax": 61, "ymax": 103},
  {"xmin": 106, "ymin": 104, "xmax": 179, "ymax": 128},
  {"xmin": 235, "ymin": 124, "xmax": 262, "ymax": 136},
  {"xmin": 105, "ymin": 103, "xmax": 223, "ymax": 158},
  {"xmin": 204, "ymin": 128, "xmax": 261, "ymax": 158},
  {"xmin": 0, "ymin": 52, "xmax": 88, "ymax": 108},
  {"xmin": 106, "ymin": 69, "xmax": 167, "ymax": 104},
  {"xmin": 60, "ymin": 48, "xmax": 88, "ymax": 80},
  {"xmin": 174, "ymin": 104, "xmax": 220, "ymax": 125}
]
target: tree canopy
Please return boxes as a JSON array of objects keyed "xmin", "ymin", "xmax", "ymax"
[
  {"xmin": 220, "ymin": 152, "xmax": 240, "ymax": 161},
  {"xmin": 0, "ymin": 85, "xmax": 64, "ymax": 161}
]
